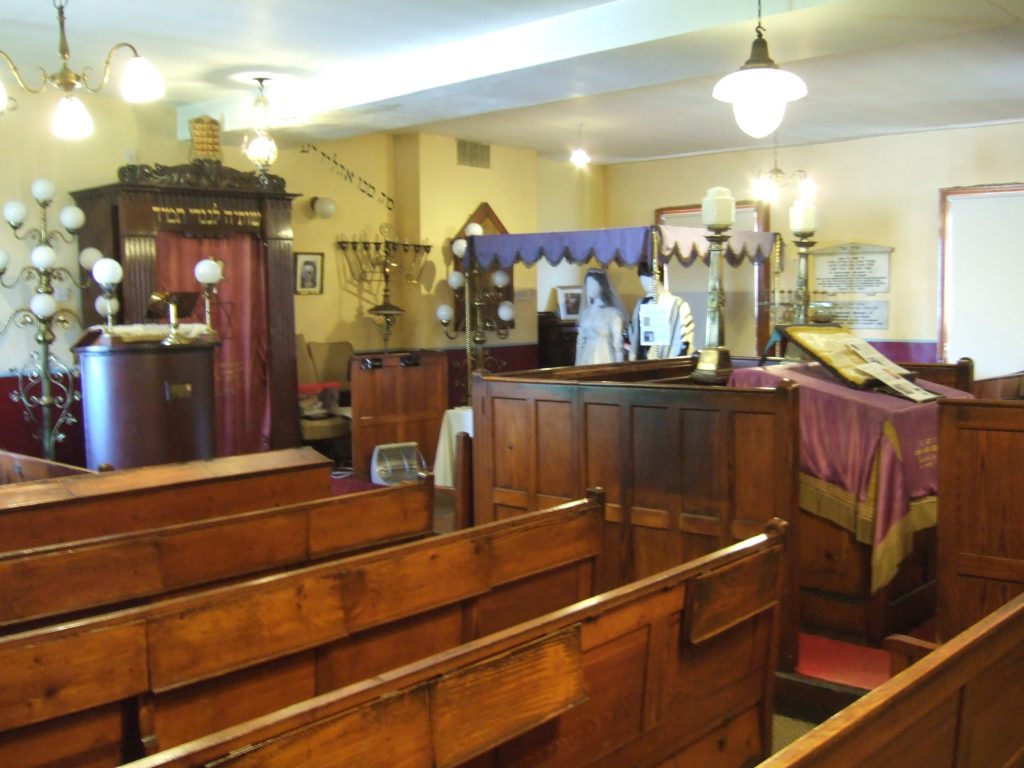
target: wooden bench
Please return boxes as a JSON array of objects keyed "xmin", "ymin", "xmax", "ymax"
[
  {"xmin": 761, "ymin": 591, "xmax": 1024, "ymax": 767},
  {"xmin": 121, "ymin": 519, "xmax": 788, "ymax": 768},
  {"xmin": 0, "ymin": 492, "xmax": 606, "ymax": 767},
  {"xmin": 0, "ymin": 477, "xmax": 434, "ymax": 631},
  {"xmin": 0, "ymin": 447, "xmax": 331, "ymax": 551}
]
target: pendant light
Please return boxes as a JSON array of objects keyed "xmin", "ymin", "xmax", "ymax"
[{"xmin": 712, "ymin": 0, "xmax": 806, "ymax": 139}]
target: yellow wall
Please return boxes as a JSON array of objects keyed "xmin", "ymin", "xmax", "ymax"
[
  {"xmin": 605, "ymin": 122, "xmax": 1024, "ymax": 343},
  {"xmin": 272, "ymin": 133, "xmax": 397, "ymax": 349}
]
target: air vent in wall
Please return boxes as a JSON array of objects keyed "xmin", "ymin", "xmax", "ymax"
[{"xmin": 457, "ymin": 140, "xmax": 490, "ymax": 169}]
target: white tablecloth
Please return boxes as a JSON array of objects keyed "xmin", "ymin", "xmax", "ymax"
[{"xmin": 433, "ymin": 406, "xmax": 474, "ymax": 488}]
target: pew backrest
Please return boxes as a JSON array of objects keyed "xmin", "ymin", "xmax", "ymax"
[
  {"xmin": 760, "ymin": 591, "xmax": 1024, "ymax": 768},
  {"xmin": 0, "ymin": 447, "xmax": 331, "ymax": 551},
  {"xmin": 0, "ymin": 477, "xmax": 434, "ymax": 630},
  {"xmin": 122, "ymin": 519, "xmax": 788, "ymax": 768},
  {"xmin": 0, "ymin": 451, "xmax": 92, "ymax": 485},
  {"xmin": 0, "ymin": 492, "xmax": 606, "ymax": 765}
]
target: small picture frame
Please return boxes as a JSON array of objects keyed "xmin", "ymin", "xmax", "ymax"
[
  {"xmin": 295, "ymin": 253, "xmax": 324, "ymax": 295},
  {"xmin": 556, "ymin": 285, "xmax": 583, "ymax": 322}
]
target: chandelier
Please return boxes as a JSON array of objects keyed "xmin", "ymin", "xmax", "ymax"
[
  {"xmin": 0, "ymin": 0, "xmax": 165, "ymax": 140},
  {"xmin": 751, "ymin": 135, "xmax": 815, "ymax": 204},
  {"xmin": 242, "ymin": 78, "xmax": 279, "ymax": 176}
]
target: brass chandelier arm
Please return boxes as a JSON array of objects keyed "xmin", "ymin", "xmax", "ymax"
[
  {"xmin": 0, "ymin": 308, "xmax": 37, "ymax": 339},
  {"xmin": 78, "ymin": 42, "xmax": 141, "ymax": 94},
  {"xmin": 0, "ymin": 49, "xmax": 48, "ymax": 94},
  {"xmin": 0, "ymin": 267, "xmax": 37, "ymax": 290}
]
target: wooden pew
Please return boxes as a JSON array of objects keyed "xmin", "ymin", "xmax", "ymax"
[
  {"xmin": 0, "ymin": 450, "xmax": 93, "ymax": 484},
  {"xmin": 122, "ymin": 519, "xmax": 788, "ymax": 768},
  {"xmin": 472, "ymin": 361, "xmax": 800, "ymax": 669},
  {"xmin": 0, "ymin": 493, "xmax": 606, "ymax": 767},
  {"xmin": 0, "ymin": 447, "xmax": 331, "ymax": 551},
  {"xmin": 885, "ymin": 398, "xmax": 1024, "ymax": 673},
  {"xmin": 0, "ymin": 477, "xmax": 434, "ymax": 631},
  {"xmin": 760, "ymin": 591, "xmax": 1024, "ymax": 767}
]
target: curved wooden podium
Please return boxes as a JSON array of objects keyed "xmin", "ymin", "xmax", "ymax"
[{"xmin": 76, "ymin": 332, "xmax": 216, "ymax": 470}]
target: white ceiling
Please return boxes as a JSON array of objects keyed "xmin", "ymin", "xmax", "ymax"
[{"xmin": 1, "ymin": 0, "xmax": 1024, "ymax": 163}]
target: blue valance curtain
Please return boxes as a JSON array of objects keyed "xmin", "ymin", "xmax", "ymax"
[{"xmin": 466, "ymin": 225, "xmax": 779, "ymax": 270}]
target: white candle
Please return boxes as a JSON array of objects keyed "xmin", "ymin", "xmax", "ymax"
[
  {"xmin": 790, "ymin": 200, "xmax": 817, "ymax": 233},
  {"xmin": 701, "ymin": 186, "xmax": 735, "ymax": 228}
]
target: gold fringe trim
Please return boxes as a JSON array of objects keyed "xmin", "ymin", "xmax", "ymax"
[{"xmin": 871, "ymin": 495, "xmax": 937, "ymax": 593}]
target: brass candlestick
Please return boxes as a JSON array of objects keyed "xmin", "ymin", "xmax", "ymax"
[
  {"xmin": 792, "ymin": 230, "xmax": 817, "ymax": 325},
  {"xmin": 692, "ymin": 226, "xmax": 733, "ymax": 384}
]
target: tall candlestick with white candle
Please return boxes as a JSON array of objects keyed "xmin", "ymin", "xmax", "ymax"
[
  {"xmin": 701, "ymin": 186, "xmax": 736, "ymax": 229},
  {"xmin": 789, "ymin": 199, "xmax": 817, "ymax": 233}
]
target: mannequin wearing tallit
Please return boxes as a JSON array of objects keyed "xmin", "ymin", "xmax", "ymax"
[
  {"xmin": 575, "ymin": 269, "xmax": 626, "ymax": 366},
  {"xmin": 627, "ymin": 262, "xmax": 694, "ymax": 360}
]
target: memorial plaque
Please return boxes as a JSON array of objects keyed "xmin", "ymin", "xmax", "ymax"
[
  {"xmin": 827, "ymin": 300, "xmax": 890, "ymax": 330},
  {"xmin": 814, "ymin": 243, "xmax": 892, "ymax": 293}
]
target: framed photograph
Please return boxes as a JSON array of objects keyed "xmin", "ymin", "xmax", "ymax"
[
  {"xmin": 555, "ymin": 285, "xmax": 583, "ymax": 322},
  {"xmin": 295, "ymin": 253, "xmax": 324, "ymax": 295}
]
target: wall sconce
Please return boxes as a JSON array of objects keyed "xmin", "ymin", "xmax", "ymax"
[
  {"xmin": 712, "ymin": 0, "xmax": 806, "ymax": 139},
  {"xmin": 242, "ymin": 77, "xmax": 278, "ymax": 176},
  {"xmin": 0, "ymin": 178, "xmax": 114, "ymax": 459},
  {"xmin": 310, "ymin": 197, "xmax": 336, "ymax": 219},
  {"xmin": 337, "ymin": 223, "xmax": 432, "ymax": 350},
  {"xmin": 0, "ymin": 0, "xmax": 165, "ymax": 140},
  {"xmin": 437, "ymin": 223, "xmax": 515, "ymax": 394}
]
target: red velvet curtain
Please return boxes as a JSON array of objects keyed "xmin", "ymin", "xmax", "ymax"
[{"xmin": 155, "ymin": 232, "xmax": 270, "ymax": 456}]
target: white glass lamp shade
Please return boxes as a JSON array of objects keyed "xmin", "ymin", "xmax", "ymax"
[
  {"xmin": 92, "ymin": 257, "xmax": 124, "ymax": 286},
  {"xmin": 491, "ymin": 269, "xmax": 510, "ymax": 289},
  {"xmin": 713, "ymin": 67, "xmax": 807, "ymax": 139},
  {"xmin": 701, "ymin": 187, "xmax": 736, "ymax": 228},
  {"xmin": 570, "ymin": 147, "xmax": 591, "ymax": 168},
  {"xmin": 798, "ymin": 176, "xmax": 818, "ymax": 199},
  {"xmin": 31, "ymin": 179, "xmax": 56, "ymax": 203},
  {"xmin": 243, "ymin": 132, "xmax": 278, "ymax": 168},
  {"xmin": 78, "ymin": 247, "xmax": 103, "ymax": 271},
  {"xmin": 194, "ymin": 258, "xmax": 223, "ymax": 284},
  {"xmin": 3, "ymin": 200, "xmax": 26, "ymax": 227},
  {"xmin": 59, "ymin": 205, "xmax": 86, "ymax": 232},
  {"xmin": 436, "ymin": 304, "xmax": 455, "ymax": 324},
  {"xmin": 0, "ymin": 247, "xmax": 8, "ymax": 272},
  {"xmin": 447, "ymin": 270, "xmax": 466, "ymax": 291},
  {"xmin": 120, "ymin": 55, "xmax": 165, "ymax": 102},
  {"xmin": 497, "ymin": 300, "xmax": 515, "ymax": 322},
  {"xmin": 450, "ymin": 238, "xmax": 467, "ymax": 258},
  {"xmin": 751, "ymin": 176, "xmax": 778, "ymax": 204},
  {"xmin": 30, "ymin": 245, "xmax": 58, "ymax": 270},
  {"xmin": 95, "ymin": 295, "xmax": 120, "ymax": 316},
  {"xmin": 465, "ymin": 222, "xmax": 484, "ymax": 237},
  {"xmin": 52, "ymin": 95, "xmax": 95, "ymax": 140},
  {"xmin": 311, "ymin": 197, "xmax": 336, "ymax": 219},
  {"xmin": 30, "ymin": 292, "xmax": 58, "ymax": 319}
]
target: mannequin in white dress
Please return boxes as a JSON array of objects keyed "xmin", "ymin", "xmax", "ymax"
[{"xmin": 575, "ymin": 269, "xmax": 626, "ymax": 366}]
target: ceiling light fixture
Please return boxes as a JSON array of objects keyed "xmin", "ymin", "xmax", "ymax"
[
  {"xmin": 712, "ymin": 0, "xmax": 807, "ymax": 139},
  {"xmin": 751, "ymin": 133, "xmax": 815, "ymax": 204},
  {"xmin": 0, "ymin": 0, "xmax": 165, "ymax": 140},
  {"xmin": 242, "ymin": 77, "xmax": 278, "ymax": 175},
  {"xmin": 570, "ymin": 123, "xmax": 591, "ymax": 168}
]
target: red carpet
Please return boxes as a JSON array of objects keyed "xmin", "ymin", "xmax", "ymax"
[
  {"xmin": 330, "ymin": 475, "xmax": 378, "ymax": 496},
  {"xmin": 796, "ymin": 633, "xmax": 890, "ymax": 690}
]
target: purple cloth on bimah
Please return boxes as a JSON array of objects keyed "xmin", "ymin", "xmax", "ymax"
[
  {"xmin": 728, "ymin": 362, "xmax": 972, "ymax": 551},
  {"xmin": 467, "ymin": 227, "xmax": 651, "ymax": 269}
]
